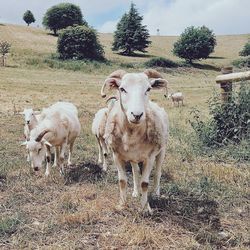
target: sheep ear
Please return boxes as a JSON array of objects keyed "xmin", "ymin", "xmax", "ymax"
[
  {"xmin": 20, "ymin": 141, "xmax": 27, "ymax": 146},
  {"xmin": 43, "ymin": 140, "xmax": 52, "ymax": 147},
  {"xmin": 150, "ymin": 78, "xmax": 168, "ymax": 89},
  {"xmin": 18, "ymin": 112, "xmax": 24, "ymax": 115},
  {"xmin": 101, "ymin": 70, "xmax": 127, "ymax": 98},
  {"xmin": 33, "ymin": 111, "xmax": 40, "ymax": 115}
]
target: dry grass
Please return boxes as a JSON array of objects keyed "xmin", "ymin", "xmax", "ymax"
[{"xmin": 0, "ymin": 24, "xmax": 249, "ymax": 249}]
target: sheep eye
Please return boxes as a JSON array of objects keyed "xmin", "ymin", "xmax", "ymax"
[
  {"xmin": 146, "ymin": 87, "xmax": 151, "ymax": 94},
  {"xmin": 38, "ymin": 148, "xmax": 42, "ymax": 154},
  {"xmin": 120, "ymin": 87, "xmax": 127, "ymax": 93}
]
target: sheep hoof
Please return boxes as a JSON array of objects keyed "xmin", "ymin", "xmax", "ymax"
[
  {"xmin": 45, "ymin": 171, "xmax": 50, "ymax": 177},
  {"xmin": 142, "ymin": 203, "xmax": 153, "ymax": 215}
]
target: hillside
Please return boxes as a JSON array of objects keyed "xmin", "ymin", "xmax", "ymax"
[{"xmin": 0, "ymin": 24, "xmax": 249, "ymax": 249}]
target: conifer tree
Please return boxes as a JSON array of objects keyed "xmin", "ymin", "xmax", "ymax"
[{"xmin": 112, "ymin": 3, "xmax": 151, "ymax": 55}]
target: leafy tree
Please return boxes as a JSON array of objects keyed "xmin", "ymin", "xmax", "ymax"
[
  {"xmin": 57, "ymin": 25, "xmax": 104, "ymax": 60},
  {"xmin": 112, "ymin": 3, "xmax": 151, "ymax": 55},
  {"xmin": 0, "ymin": 41, "xmax": 11, "ymax": 66},
  {"xmin": 173, "ymin": 26, "xmax": 216, "ymax": 63},
  {"xmin": 42, "ymin": 3, "xmax": 88, "ymax": 35},
  {"xmin": 239, "ymin": 41, "xmax": 250, "ymax": 56},
  {"xmin": 23, "ymin": 10, "xmax": 35, "ymax": 26}
]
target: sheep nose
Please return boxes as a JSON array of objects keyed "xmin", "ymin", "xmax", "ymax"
[
  {"xmin": 131, "ymin": 112, "xmax": 143, "ymax": 121},
  {"xmin": 34, "ymin": 167, "xmax": 39, "ymax": 171},
  {"xmin": 27, "ymin": 121, "xmax": 30, "ymax": 124}
]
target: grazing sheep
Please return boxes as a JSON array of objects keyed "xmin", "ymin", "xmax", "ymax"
[
  {"xmin": 21, "ymin": 102, "xmax": 81, "ymax": 176},
  {"xmin": 167, "ymin": 92, "xmax": 184, "ymax": 107},
  {"xmin": 101, "ymin": 69, "xmax": 169, "ymax": 213}
]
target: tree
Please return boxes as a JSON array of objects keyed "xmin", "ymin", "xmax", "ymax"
[
  {"xmin": 23, "ymin": 10, "xmax": 35, "ymax": 26},
  {"xmin": 57, "ymin": 25, "xmax": 104, "ymax": 60},
  {"xmin": 173, "ymin": 26, "xmax": 217, "ymax": 63},
  {"xmin": 0, "ymin": 41, "xmax": 11, "ymax": 67},
  {"xmin": 239, "ymin": 41, "xmax": 250, "ymax": 56},
  {"xmin": 112, "ymin": 3, "xmax": 151, "ymax": 56},
  {"xmin": 42, "ymin": 3, "xmax": 88, "ymax": 35}
]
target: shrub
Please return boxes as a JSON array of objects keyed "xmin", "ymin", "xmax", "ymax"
[
  {"xmin": 239, "ymin": 42, "xmax": 250, "ymax": 56},
  {"xmin": 173, "ymin": 26, "xmax": 216, "ymax": 63},
  {"xmin": 0, "ymin": 41, "xmax": 11, "ymax": 67},
  {"xmin": 23, "ymin": 10, "xmax": 35, "ymax": 26},
  {"xmin": 190, "ymin": 83, "xmax": 250, "ymax": 147},
  {"xmin": 232, "ymin": 56, "xmax": 250, "ymax": 68},
  {"xmin": 144, "ymin": 57, "xmax": 178, "ymax": 68},
  {"xmin": 57, "ymin": 25, "xmax": 104, "ymax": 61},
  {"xmin": 112, "ymin": 3, "xmax": 151, "ymax": 55},
  {"xmin": 42, "ymin": 3, "xmax": 87, "ymax": 35}
]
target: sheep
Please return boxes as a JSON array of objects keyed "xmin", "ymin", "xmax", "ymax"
[
  {"xmin": 100, "ymin": 69, "xmax": 169, "ymax": 213},
  {"xmin": 21, "ymin": 102, "xmax": 81, "ymax": 176},
  {"xmin": 167, "ymin": 92, "xmax": 184, "ymax": 107},
  {"xmin": 19, "ymin": 108, "xmax": 44, "ymax": 163}
]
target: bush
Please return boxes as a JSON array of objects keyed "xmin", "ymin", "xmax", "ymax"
[
  {"xmin": 144, "ymin": 57, "xmax": 178, "ymax": 68},
  {"xmin": 239, "ymin": 42, "xmax": 250, "ymax": 56},
  {"xmin": 43, "ymin": 3, "xmax": 87, "ymax": 35},
  {"xmin": 57, "ymin": 25, "xmax": 104, "ymax": 61},
  {"xmin": 173, "ymin": 26, "xmax": 216, "ymax": 63},
  {"xmin": 23, "ymin": 10, "xmax": 35, "ymax": 26},
  {"xmin": 232, "ymin": 57, "xmax": 250, "ymax": 68},
  {"xmin": 190, "ymin": 83, "xmax": 250, "ymax": 147}
]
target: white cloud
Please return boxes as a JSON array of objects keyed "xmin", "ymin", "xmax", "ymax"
[
  {"xmin": 98, "ymin": 20, "xmax": 118, "ymax": 33},
  {"xmin": 142, "ymin": 0, "xmax": 250, "ymax": 35}
]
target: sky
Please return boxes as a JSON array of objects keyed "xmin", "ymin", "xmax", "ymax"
[{"xmin": 0, "ymin": 0, "xmax": 249, "ymax": 35}]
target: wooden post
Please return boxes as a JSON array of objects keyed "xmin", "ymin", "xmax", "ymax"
[{"xmin": 219, "ymin": 66, "xmax": 233, "ymax": 103}]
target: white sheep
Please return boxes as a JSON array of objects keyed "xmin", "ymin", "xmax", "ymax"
[
  {"xmin": 91, "ymin": 97, "xmax": 117, "ymax": 171},
  {"xmin": 168, "ymin": 92, "xmax": 184, "ymax": 107},
  {"xmin": 21, "ymin": 102, "xmax": 81, "ymax": 176},
  {"xmin": 19, "ymin": 108, "xmax": 44, "ymax": 163},
  {"xmin": 101, "ymin": 69, "xmax": 169, "ymax": 213}
]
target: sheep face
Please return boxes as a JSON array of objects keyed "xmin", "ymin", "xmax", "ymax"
[
  {"xmin": 119, "ymin": 73, "xmax": 151, "ymax": 124},
  {"xmin": 22, "ymin": 140, "xmax": 47, "ymax": 171},
  {"xmin": 102, "ymin": 70, "xmax": 168, "ymax": 125},
  {"xmin": 21, "ymin": 108, "xmax": 36, "ymax": 125}
]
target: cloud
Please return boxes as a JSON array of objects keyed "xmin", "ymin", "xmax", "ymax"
[
  {"xmin": 0, "ymin": 0, "xmax": 249, "ymax": 35},
  {"xmin": 98, "ymin": 20, "xmax": 118, "ymax": 33},
  {"xmin": 142, "ymin": 0, "xmax": 250, "ymax": 35}
]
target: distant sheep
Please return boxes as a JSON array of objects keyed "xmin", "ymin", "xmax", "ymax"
[
  {"xmin": 21, "ymin": 102, "xmax": 81, "ymax": 176},
  {"xmin": 168, "ymin": 92, "xmax": 184, "ymax": 107},
  {"xmin": 101, "ymin": 69, "xmax": 169, "ymax": 213}
]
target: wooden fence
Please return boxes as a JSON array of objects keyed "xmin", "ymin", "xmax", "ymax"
[{"xmin": 216, "ymin": 67, "xmax": 250, "ymax": 102}]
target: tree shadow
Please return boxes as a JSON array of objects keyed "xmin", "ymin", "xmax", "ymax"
[
  {"xmin": 209, "ymin": 56, "xmax": 225, "ymax": 59},
  {"xmin": 191, "ymin": 62, "xmax": 221, "ymax": 71},
  {"xmin": 116, "ymin": 52, "xmax": 154, "ymax": 58}
]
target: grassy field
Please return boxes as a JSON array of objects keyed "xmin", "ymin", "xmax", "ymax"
[{"xmin": 0, "ymin": 24, "xmax": 249, "ymax": 249}]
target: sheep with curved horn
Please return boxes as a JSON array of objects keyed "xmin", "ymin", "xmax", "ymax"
[{"xmin": 101, "ymin": 69, "xmax": 169, "ymax": 213}]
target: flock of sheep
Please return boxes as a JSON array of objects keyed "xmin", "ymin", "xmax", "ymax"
[{"xmin": 19, "ymin": 69, "xmax": 184, "ymax": 214}]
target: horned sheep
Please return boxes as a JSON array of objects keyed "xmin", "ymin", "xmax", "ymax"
[
  {"xmin": 101, "ymin": 69, "xmax": 169, "ymax": 213},
  {"xmin": 21, "ymin": 102, "xmax": 81, "ymax": 176}
]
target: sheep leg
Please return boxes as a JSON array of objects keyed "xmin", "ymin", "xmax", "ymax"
[
  {"xmin": 67, "ymin": 139, "xmax": 75, "ymax": 166},
  {"xmin": 96, "ymin": 136, "xmax": 103, "ymax": 164},
  {"xmin": 100, "ymin": 138, "xmax": 108, "ymax": 172},
  {"xmin": 114, "ymin": 153, "xmax": 127, "ymax": 207},
  {"xmin": 131, "ymin": 163, "xmax": 140, "ymax": 198},
  {"xmin": 52, "ymin": 146, "xmax": 60, "ymax": 168},
  {"xmin": 45, "ymin": 145, "xmax": 52, "ymax": 177},
  {"xmin": 153, "ymin": 149, "xmax": 165, "ymax": 196},
  {"xmin": 140, "ymin": 156, "xmax": 155, "ymax": 214},
  {"xmin": 59, "ymin": 142, "xmax": 67, "ymax": 175}
]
